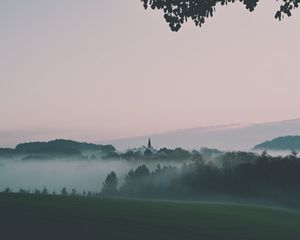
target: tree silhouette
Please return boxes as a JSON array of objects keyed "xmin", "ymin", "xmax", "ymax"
[
  {"xmin": 61, "ymin": 187, "xmax": 68, "ymax": 196},
  {"xmin": 4, "ymin": 187, "xmax": 11, "ymax": 193},
  {"xmin": 102, "ymin": 171, "xmax": 118, "ymax": 196},
  {"xmin": 71, "ymin": 188, "xmax": 77, "ymax": 196},
  {"xmin": 42, "ymin": 187, "xmax": 48, "ymax": 195},
  {"xmin": 141, "ymin": 0, "xmax": 299, "ymax": 31}
]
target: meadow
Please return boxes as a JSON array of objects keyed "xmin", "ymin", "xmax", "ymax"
[{"xmin": 1, "ymin": 193, "xmax": 300, "ymax": 240}]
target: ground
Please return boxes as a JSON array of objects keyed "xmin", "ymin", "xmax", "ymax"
[{"xmin": 0, "ymin": 193, "xmax": 300, "ymax": 240}]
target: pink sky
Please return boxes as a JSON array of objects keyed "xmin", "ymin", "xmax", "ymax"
[{"xmin": 0, "ymin": 0, "xmax": 300, "ymax": 147}]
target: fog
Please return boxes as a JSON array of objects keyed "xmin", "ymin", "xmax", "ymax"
[
  {"xmin": 252, "ymin": 149, "xmax": 294, "ymax": 157},
  {"xmin": 0, "ymin": 158, "xmax": 184, "ymax": 193}
]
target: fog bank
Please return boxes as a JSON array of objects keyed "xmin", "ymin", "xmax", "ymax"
[{"xmin": 0, "ymin": 158, "xmax": 183, "ymax": 192}]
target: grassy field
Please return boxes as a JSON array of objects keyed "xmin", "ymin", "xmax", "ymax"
[{"xmin": 0, "ymin": 193, "xmax": 300, "ymax": 240}]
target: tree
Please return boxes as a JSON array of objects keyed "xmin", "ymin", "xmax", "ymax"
[
  {"xmin": 141, "ymin": 0, "xmax": 299, "ymax": 31},
  {"xmin": 71, "ymin": 188, "xmax": 77, "ymax": 196},
  {"xmin": 19, "ymin": 188, "xmax": 26, "ymax": 194},
  {"xmin": 289, "ymin": 149, "xmax": 298, "ymax": 160},
  {"xmin": 4, "ymin": 187, "xmax": 11, "ymax": 193},
  {"xmin": 102, "ymin": 171, "xmax": 118, "ymax": 196},
  {"xmin": 125, "ymin": 165, "xmax": 150, "ymax": 181},
  {"xmin": 61, "ymin": 187, "xmax": 68, "ymax": 196},
  {"xmin": 42, "ymin": 187, "xmax": 48, "ymax": 195}
]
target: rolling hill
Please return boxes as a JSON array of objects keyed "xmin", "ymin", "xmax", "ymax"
[
  {"xmin": 0, "ymin": 139, "xmax": 115, "ymax": 158},
  {"xmin": 105, "ymin": 118, "xmax": 300, "ymax": 151},
  {"xmin": 254, "ymin": 136, "xmax": 300, "ymax": 151}
]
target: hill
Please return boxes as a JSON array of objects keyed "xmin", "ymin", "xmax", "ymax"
[
  {"xmin": 0, "ymin": 139, "xmax": 116, "ymax": 158},
  {"xmin": 254, "ymin": 136, "xmax": 300, "ymax": 151},
  {"xmin": 105, "ymin": 118, "xmax": 300, "ymax": 151},
  {"xmin": 0, "ymin": 194, "xmax": 300, "ymax": 240}
]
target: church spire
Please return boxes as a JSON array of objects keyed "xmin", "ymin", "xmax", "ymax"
[{"xmin": 147, "ymin": 138, "xmax": 152, "ymax": 149}]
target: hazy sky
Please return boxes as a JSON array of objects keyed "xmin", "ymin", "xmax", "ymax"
[{"xmin": 1, "ymin": 0, "xmax": 300, "ymax": 147}]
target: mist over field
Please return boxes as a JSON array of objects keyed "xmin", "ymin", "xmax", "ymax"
[{"xmin": 0, "ymin": 158, "xmax": 184, "ymax": 192}]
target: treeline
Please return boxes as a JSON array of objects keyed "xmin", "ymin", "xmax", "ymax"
[
  {"xmin": 102, "ymin": 151, "xmax": 300, "ymax": 208},
  {"xmin": 1, "ymin": 186, "xmax": 99, "ymax": 197},
  {"xmin": 105, "ymin": 147, "xmax": 223, "ymax": 161},
  {"xmin": 4, "ymin": 150, "xmax": 300, "ymax": 208}
]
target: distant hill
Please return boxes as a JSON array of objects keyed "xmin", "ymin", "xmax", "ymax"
[
  {"xmin": 15, "ymin": 139, "xmax": 115, "ymax": 155},
  {"xmin": 2, "ymin": 118, "xmax": 300, "ymax": 151},
  {"xmin": 105, "ymin": 118, "xmax": 300, "ymax": 151},
  {"xmin": 0, "ymin": 148, "xmax": 15, "ymax": 155},
  {"xmin": 0, "ymin": 139, "xmax": 116, "ymax": 158},
  {"xmin": 254, "ymin": 136, "xmax": 300, "ymax": 151}
]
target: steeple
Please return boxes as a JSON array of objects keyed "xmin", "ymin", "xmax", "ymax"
[{"xmin": 147, "ymin": 138, "xmax": 152, "ymax": 149}]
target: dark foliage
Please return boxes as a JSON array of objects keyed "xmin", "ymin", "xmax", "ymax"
[
  {"xmin": 102, "ymin": 171, "xmax": 118, "ymax": 196},
  {"xmin": 61, "ymin": 187, "xmax": 68, "ymax": 196},
  {"xmin": 118, "ymin": 147, "xmax": 195, "ymax": 161},
  {"xmin": 0, "ymin": 148, "xmax": 15, "ymax": 155},
  {"xmin": 141, "ymin": 0, "xmax": 300, "ymax": 31},
  {"xmin": 115, "ymin": 151, "xmax": 300, "ymax": 208}
]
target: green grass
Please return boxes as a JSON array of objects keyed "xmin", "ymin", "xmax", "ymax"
[{"xmin": 0, "ymin": 193, "xmax": 300, "ymax": 240}]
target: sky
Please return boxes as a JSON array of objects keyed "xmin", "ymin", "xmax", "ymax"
[{"xmin": 0, "ymin": 0, "xmax": 300, "ymax": 147}]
